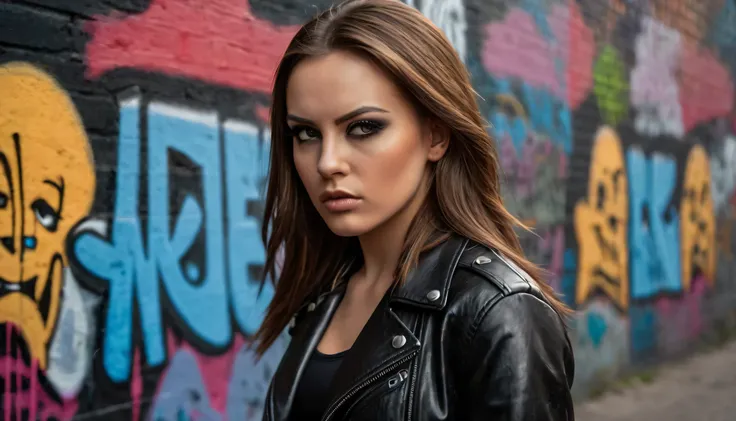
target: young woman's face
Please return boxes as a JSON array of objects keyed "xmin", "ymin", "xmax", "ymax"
[{"xmin": 287, "ymin": 50, "xmax": 445, "ymax": 237}]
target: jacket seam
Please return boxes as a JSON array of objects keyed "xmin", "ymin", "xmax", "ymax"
[
  {"xmin": 490, "ymin": 249, "xmax": 533, "ymax": 290},
  {"xmin": 468, "ymin": 291, "xmax": 554, "ymax": 345}
]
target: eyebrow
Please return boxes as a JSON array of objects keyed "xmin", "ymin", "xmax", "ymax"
[
  {"xmin": 287, "ymin": 106, "xmax": 389, "ymax": 126},
  {"xmin": 44, "ymin": 178, "xmax": 64, "ymax": 194}
]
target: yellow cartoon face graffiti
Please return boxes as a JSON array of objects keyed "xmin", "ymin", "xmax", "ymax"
[
  {"xmin": 574, "ymin": 126, "xmax": 629, "ymax": 309},
  {"xmin": 0, "ymin": 62, "xmax": 95, "ymax": 369},
  {"xmin": 681, "ymin": 145, "xmax": 716, "ymax": 290}
]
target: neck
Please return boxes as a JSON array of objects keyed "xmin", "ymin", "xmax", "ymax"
[{"xmin": 354, "ymin": 178, "xmax": 430, "ymax": 293}]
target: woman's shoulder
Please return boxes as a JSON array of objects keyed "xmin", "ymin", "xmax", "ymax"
[
  {"xmin": 443, "ymin": 239, "xmax": 567, "ymax": 335},
  {"xmin": 444, "ymin": 239, "xmax": 573, "ymax": 368},
  {"xmin": 447, "ymin": 240, "xmax": 544, "ymax": 302}
]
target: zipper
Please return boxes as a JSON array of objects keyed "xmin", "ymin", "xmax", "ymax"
[
  {"xmin": 343, "ymin": 368, "xmax": 410, "ymax": 416},
  {"xmin": 405, "ymin": 345, "xmax": 420, "ymax": 420},
  {"xmin": 321, "ymin": 350, "xmax": 418, "ymax": 421},
  {"xmin": 388, "ymin": 369, "xmax": 410, "ymax": 389},
  {"xmin": 405, "ymin": 315, "xmax": 424, "ymax": 421}
]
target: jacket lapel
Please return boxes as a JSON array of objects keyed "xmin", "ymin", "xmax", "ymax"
[
  {"xmin": 267, "ymin": 286, "xmax": 344, "ymax": 421},
  {"xmin": 321, "ymin": 235, "xmax": 469, "ymax": 419},
  {"xmin": 390, "ymin": 234, "xmax": 468, "ymax": 309},
  {"xmin": 268, "ymin": 235, "xmax": 470, "ymax": 421},
  {"xmin": 321, "ymin": 293, "xmax": 421, "ymax": 420}
]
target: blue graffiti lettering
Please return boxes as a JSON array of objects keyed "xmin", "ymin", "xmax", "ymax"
[
  {"xmin": 72, "ymin": 97, "xmax": 272, "ymax": 383},
  {"xmin": 627, "ymin": 148, "xmax": 681, "ymax": 299},
  {"xmin": 224, "ymin": 122, "xmax": 273, "ymax": 335},
  {"xmin": 490, "ymin": 79, "xmax": 572, "ymax": 154}
]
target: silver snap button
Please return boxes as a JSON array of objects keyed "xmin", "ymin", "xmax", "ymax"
[
  {"xmin": 392, "ymin": 335, "xmax": 407, "ymax": 349},
  {"xmin": 474, "ymin": 256, "xmax": 492, "ymax": 265},
  {"xmin": 307, "ymin": 302, "xmax": 316, "ymax": 312},
  {"xmin": 288, "ymin": 317, "xmax": 296, "ymax": 329},
  {"xmin": 426, "ymin": 290, "xmax": 441, "ymax": 302}
]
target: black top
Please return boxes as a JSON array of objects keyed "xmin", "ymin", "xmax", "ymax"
[{"xmin": 291, "ymin": 348, "xmax": 348, "ymax": 420}]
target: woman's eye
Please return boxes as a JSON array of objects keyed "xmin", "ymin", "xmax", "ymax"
[
  {"xmin": 294, "ymin": 127, "xmax": 320, "ymax": 142},
  {"xmin": 347, "ymin": 120, "xmax": 384, "ymax": 137}
]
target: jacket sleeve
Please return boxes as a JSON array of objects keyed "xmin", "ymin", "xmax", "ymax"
[{"xmin": 464, "ymin": 292, "xmax": 575, "ymax": 421}]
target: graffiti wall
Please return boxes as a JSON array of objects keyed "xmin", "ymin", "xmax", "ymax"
[{"xmin": 0, "ymin": 0, "xmax": 735, "ymax": 417}]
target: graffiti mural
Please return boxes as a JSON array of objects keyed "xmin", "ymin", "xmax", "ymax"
[
  {"xmin": 71, "ymin": 95, "xmax": 275, "ymax": 385},
  {"xmin": 2, "ymin": 0, "xmax": 736, "ymax": 415},
  {"xmin": 406, "ymin": 0, "xmax": 467, "ymax": 63},
  {"xmin": 574, "ymin": 126, "xmax": 628, "ymax": 309},
  {"xmin": 0, "ymin": 62, "xmax": 96, "ymax": 421}
]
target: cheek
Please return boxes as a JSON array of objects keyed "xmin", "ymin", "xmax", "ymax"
[
  {"xmin": 293, "ymin": 149, "xmax": 317, "ymax": 191},
  {"xmin": 362, "ymin": 135, "xmax": 427, "ymax": 198}
]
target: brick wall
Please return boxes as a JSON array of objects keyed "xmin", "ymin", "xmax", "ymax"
[{"xmin": 0, "ymin": 0, "xmax": 735, "ymax": 418}]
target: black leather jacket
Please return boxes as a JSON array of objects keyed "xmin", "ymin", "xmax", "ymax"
[{"xmin": 264, "ymin": 235, "xmax": 575, "ymax": 420}]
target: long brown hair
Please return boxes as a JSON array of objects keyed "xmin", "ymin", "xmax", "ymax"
[{"xmin": 255, "ymin": 0, "xmax": 571, "ymax": 355}]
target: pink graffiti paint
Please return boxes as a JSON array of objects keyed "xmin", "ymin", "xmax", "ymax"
[
  {"xmin": 159, "ymin": 328, "xmax": 246, "ymax": 413},
  {"xmin": 131, "ymin": 348, "xmax": 142, "ymax": 421},
  {"xmin": 679, "ymin": 39, "xmax": 734, "ymax": 131},
  {"xmin": 560, "ymin": 0, "xmax": 594, "ymax": 109},
  {"xmin": 4, "ymin": 323, "xmax": 9, "ymax": 421},
  {"xmin": 482, "ymin": 8, "xmax": 560, "ymax": 96},
  {"xmin": 517, "ymin": 137, "xmax": 540, "ymax": 197},
  {"xmin": 85, "ymin": 0, "xmax": 300, "ymax": 93},
  {"xmin": 2, "ymin": 324, "xmax": 78, "ymax": 421},
  {"xmin": 499, "ymin": 135, "xmax": 518, "ymax": 175},
  {"xmin": 545, "ymin": 226, "xmax": 565, "ymax": 291},
  {"xmin": 655, "ymin": 275, "xmax": 707, "ymax": 350},
  {"xmin": 481, "ymin": 2, "xmax": 593, "ymax": 106}
]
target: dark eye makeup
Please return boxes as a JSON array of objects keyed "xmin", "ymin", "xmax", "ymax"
[
  {"xmin": 347, "ymin": 119, "xmax": 386, "ymax": 138},
  {"xmin": 289, "ymin": 118, "xmax": 387, "ymax": 143}
]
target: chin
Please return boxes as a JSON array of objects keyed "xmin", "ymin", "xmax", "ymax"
[{"xmin": 322, "ymin": 214, "xmax": 375, "ymax": 237}]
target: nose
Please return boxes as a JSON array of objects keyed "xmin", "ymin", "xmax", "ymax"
[{"xmin": 317, "ymin": 137, "xmax": 349, "ymax": 179}]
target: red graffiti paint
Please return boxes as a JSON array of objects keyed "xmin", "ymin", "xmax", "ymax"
[
  {"xmin": 565, "ymin": 0, "xmax": 594, "ymax": 109},
  {"xmin": 679, "ymin": 39, "xmax": 734, "ymax": 131},
  {"xmin": 85, "ymin": 0, "xmax": 300, "ymax": 93},
  {"xmin": 159, "ymin": 328, "xmax": 246, "ymax": 413},
  {"xmin": 2, "ymin": 324, "xmax": 78, "ymax": 421}
]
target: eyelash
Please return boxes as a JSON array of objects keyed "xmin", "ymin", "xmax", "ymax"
[{"xmin": 290, "ymin": 119, "xmax": 386, "ymax": 143}]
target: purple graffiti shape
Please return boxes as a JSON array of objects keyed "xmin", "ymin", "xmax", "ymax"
[
  {"xmin": 226, "ymin": 336, "xmax": 288, "ymax": 421},
  {"xmin": 149, "ymin": 350, "xmax": 222, "ymax": 421}
]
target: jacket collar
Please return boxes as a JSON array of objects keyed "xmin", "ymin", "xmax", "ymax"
[
  {"xmin": 389, "ymin": 234, "xmax": 469, "ymax": 310},
  {"xmin": 267, "ymin": 284, "xmax": 344, "ymax": 421},
  {"xmin": 266, "ymin": 234, "xmax": 470, "ymax": 421}
]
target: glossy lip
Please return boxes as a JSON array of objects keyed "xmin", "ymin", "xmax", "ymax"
[
  {"xmin": 319, "ymin": 189, "xmax": 359, "ymax": 203},
  {"xmin": 319, "ymin": 189, "xmax": 362, "ymax": 212}
]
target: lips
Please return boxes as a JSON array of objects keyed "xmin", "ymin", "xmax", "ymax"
[
  {"xmin": 0, "ymin": 323, "xmax": 77, "ymax": 421},
  {"xmin": 319, "ymin": 189, "xmax": 359, "ymax": 203}
]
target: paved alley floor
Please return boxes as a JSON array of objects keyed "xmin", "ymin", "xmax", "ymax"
[{"xmin": 575, "ymin": 340, "xmax": 736, "ymax": 421}]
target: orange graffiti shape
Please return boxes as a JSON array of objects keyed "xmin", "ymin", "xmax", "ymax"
[
  {"xmin": 0, "ymin": 62, "xmax": 95, "ymax": 369},
  {"xmin": 680, "ymin": 145, "xmax": 716, "ymax": 290},
  {"xmin": 574, "ymin": 126, "xmax": 629, "ymax": 309}
]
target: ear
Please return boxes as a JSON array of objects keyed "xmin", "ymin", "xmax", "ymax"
[{"xmin": 426, "ymin": 120, "xmax": 450, "ymax": 162}]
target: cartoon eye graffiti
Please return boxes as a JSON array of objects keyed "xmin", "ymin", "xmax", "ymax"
[{"xmin": 32, "ymin": 198, "xmax": 61, "ymax": 232}]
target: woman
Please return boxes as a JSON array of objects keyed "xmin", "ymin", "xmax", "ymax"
[{"xmin": 255, "ymin": 0, "xmax": 575, "ymax": 419}]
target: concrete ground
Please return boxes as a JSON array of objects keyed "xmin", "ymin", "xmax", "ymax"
[{"xmin": 575, "ymin": 340, "xmax": 736, "ymax": 421}]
